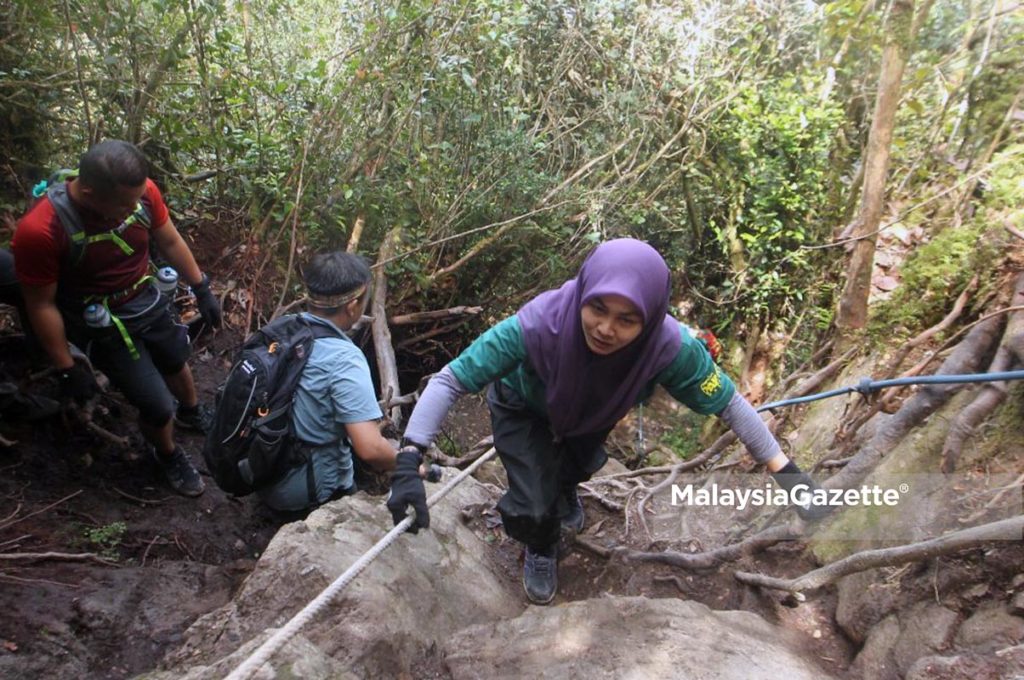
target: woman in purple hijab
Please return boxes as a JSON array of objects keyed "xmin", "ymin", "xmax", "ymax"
[{"xmin": 391, "ymin": 238, "xmax": 826, "ymax": 604}]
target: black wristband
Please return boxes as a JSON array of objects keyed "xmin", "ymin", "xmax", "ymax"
[
  {"xmin": 397, "ymin": 445, "xmax": 424, "ymax": 465},
  {"xmin": 193, "ymin": 273, "xmax": 210, "ymax": 292},
  {"xmin": 400, "ymin": 438, "xmax": 427, "ymax": 455},
  {"xmin": 778, "ymin": 460, "xmax": 801, "ymax": 475}
]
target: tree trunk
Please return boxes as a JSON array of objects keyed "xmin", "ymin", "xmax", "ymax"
[
  {"xmin": 372, "ymin": 228, "xmax": 404, "ymax": 427},
  {"xmin": 834, "ymin": 0, "xmax": 918, "ymax": 345}
]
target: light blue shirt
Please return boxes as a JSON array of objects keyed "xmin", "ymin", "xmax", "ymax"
[{"xmin": 257, "ymin": 313, "xmax": 382, "ymax": 511}]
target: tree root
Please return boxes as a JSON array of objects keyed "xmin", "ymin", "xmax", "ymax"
[
  {"xmin": 829, "ymin": 312, "xmax": 1005, "ymax": 491},
  {"xmin": 431, "ymin": 436, "xmax": 494, "ymax": 468},
  {"xmin": 734, "ymin": 514, "xmax": 1024, "ymax": 596},
  {"xmin": 941, "ymin": 272, "xmax": 1024, "ymax": 472},
  {"xmin": 605, "ymin": 314, "xmax": 1007, "ymax": 572},
  {"xmin": 834, "ymin": 277, "xmax": 977, "ymax": 447}
]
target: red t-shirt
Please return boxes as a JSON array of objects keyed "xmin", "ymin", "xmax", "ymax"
[{"xmin": 12, "ymin": 178, "xmax": 171, "ymax": 297}]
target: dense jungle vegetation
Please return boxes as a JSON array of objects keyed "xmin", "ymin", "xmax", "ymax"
[{"xmin": 2, "ymin": 0, "xmax": 1022, "ymax": 387}]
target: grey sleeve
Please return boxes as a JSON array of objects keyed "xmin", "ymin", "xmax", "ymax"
[
  {"xmin": 402, "ymin": 365, "xmax": 470, "ymax": 448},
  {"xmin": 716, "ymin": 391, "xmax": 782, "ymax": 464}
]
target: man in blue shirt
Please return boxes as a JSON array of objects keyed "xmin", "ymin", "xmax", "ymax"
[{"xmin": 258, "ymin": 251, "xmax": 398, "ymax": 512}]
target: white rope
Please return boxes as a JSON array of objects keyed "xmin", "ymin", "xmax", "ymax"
[{"xmin": 224, "ymin": 448, "xmax": 498, "ymax": 680}]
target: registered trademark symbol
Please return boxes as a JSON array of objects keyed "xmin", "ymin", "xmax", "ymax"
[{"xmin": 899, "ymin": 483, "xmax": 909, "ymax": 494}]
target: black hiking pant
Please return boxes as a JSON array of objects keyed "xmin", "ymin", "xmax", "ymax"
[{"xmin": 487, "ymin": 381, "xmax": 609, "ymax": 549}]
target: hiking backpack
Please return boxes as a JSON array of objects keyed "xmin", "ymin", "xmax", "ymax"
[{"xmin": 202, "ymin": 314, "xmax": 343, "ymax": 496}]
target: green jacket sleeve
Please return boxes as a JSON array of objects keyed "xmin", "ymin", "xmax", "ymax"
[
  {"xmin": 657, "ymin": 324, "xmax": 735, "ymax": 415},
  {"xmin": 448, "ymin": 316, "xmax": 527, "ymax": 393}
]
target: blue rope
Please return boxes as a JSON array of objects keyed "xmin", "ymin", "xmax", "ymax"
[{"xmin": 756, "ymin": 370, "xmax": 1024, "ymax": 413}]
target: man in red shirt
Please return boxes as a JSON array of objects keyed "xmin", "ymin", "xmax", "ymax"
[{"xmin": 3, "ymin": 140, "xmax": 221, "ymax": 497}]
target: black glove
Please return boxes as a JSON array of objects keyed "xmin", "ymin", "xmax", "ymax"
[
  {"xmin": 386, "ymin": 448, "xmax": 429, "ymax": 533},
  {"xmin": 771, "ymin": 460, "xmax": 832, "ymax": 522},
  {"xmin": 58, "ymin": 363, "xmax": 98, "ymax": 403},
  {"xmin": 193, "ymin": 275, "xmax": 222, "ymax": 328}
]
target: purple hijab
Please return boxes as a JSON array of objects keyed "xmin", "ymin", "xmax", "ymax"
[{"xmin": 517, "ymin": 238, "xmax": 682, "ymax": 437}]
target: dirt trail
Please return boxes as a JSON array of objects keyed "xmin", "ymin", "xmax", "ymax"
[{"xmin": 0, "ymin": 327, "xmax": 283, "ymax": 679}]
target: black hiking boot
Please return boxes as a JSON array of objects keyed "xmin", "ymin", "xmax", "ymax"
[
  {"xmin": 175, "ymin": 402, "xmax": 214, "ymax": 434},
  {"xmin": 560, "ymin": 483, "xmax": 585, "ymax": 533},
  {"xmin": 152, "ymin": 446, "xmax": 205, "ymax": 497},
  {"xmin": 523, "ymin": 543, "xmax": 558, "ymax": 605}
]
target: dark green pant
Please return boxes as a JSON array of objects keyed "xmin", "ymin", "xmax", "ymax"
[{"xmin": 487, "ymin": 381, "xmax": 608, "ymax": 549}]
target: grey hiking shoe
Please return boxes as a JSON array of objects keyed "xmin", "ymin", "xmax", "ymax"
[
  {"xmin": 175, "ymin": 402, "xmax": 214, "ymax": 434},
  {"xmin": 523, "ymin": 543, "xmax": 558, "ymax": 605},
  {"xmin": 560, "ymin": 483, "xmax": 585, "ymax": 533},
  {"xmin": 153, "ymin": 446, "xmax": 205, "ymax": 497}
]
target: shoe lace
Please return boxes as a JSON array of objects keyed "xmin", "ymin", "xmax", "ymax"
[{"xmin": 526, "ymin": 549, "xmax": 553, "ymax": 576}]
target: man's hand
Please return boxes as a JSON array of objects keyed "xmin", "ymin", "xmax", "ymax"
[
  {"xmin": 386, "ymin": 447, "xmax": 430, "ymax": 533},
  {"xmin": 59, "ymin": 363, "xmax": 98, "ymax": 403},
  {"xmin": 193, "ymin": 275, "xmax": 222, "ymax": 328},
  {"xmin": 771, "ymin": 460, "xmax": 833, "ymax": 522}
]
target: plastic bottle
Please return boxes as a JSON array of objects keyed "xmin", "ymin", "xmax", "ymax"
[
  {"xmin": 155, "ymin": 266, "xmax": 179, "ymax": 295},
  {"xmin": 83, "ymin": 303, "xmax": 111, "ymax": 328}
]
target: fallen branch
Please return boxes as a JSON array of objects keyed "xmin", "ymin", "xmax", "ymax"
[
  {"xmin": 0, "ymin": 550, "xmax": 119, "ymax": 567},
  {"xmin": 182, "ymin": 169, "xmax": 220, "ymax": 182},
  {"xmin": 388, "ymin": 306, "xmax": 483, "ymax": 326},
  {"xmin": 618, "ymin": 524, "xmax": 802, "ymax": 570},
  {"xmin": 0, "ymin": 433, "xmax": 15, "ymax": 447},
  {"xmin": 0, "ymin": 572, "xmax": 82, "ymax": 588},
  {"xmin": 0, "ymin": 490, "xmax": 82, "ymax": 531},
  {"xmin": 734, "ymin": 514, "xmax": 1024, "ymax": 595},
  {"xmin": 395, "ymin": 317, "xmax": 473, "ymax": 350},
  {"xmin": 112, "ymin": 487, "xmax": 169, "ymax": 506}
]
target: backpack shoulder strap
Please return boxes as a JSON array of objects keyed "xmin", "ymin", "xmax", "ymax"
[
  {"xmin": 310, "ymin": 321, "xmax": 346, "ymax": 340},
  {"xmin": 45, "ymin": 182, "xmax": 87, "ymax": 266}
]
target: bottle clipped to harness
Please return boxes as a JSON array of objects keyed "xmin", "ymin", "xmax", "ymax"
[
  {"xmin": 83, "ymin": 303, "xmax": 111, "ymax": 328},
  {"xmin": 155, "ymin": 266, "xmax": 179, "ymax": 297}
]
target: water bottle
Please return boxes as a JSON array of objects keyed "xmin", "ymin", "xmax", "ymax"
[
  {"xmin": 83, "ymin": 303, "xmax": 111, "ymax": 328},
  {"xmin": 155, "ymin": 266, "xmax": 179, "ymax": 295}
]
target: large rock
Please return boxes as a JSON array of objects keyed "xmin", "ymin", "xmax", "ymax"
[
  {"xmin": 849, "ymin": 614, "xmax": 902, "ymax": 680},
  {"xmin": 849, "ymin": 602, "xmax": 960, "ymax": 679},
  {"xmin": 150, "ymin": 473, "xmax": 524, "ymax": 678},
  {"xmin": 954, "ymin": 603, "xmax": 1024, "ymax": 653},
  {"xmin": 906, "ymin": 644, "xmax": 1024, "ymax": 680},
  {"xmin": 443, "ymin": 596, "xmax": 835, "ymax": 680},
  {"xmin": 836, "ymin": 570, "xmax": 901, "ymax": 643},
  {"xmin": 893, "ymin": 602, "xmax": 960, "ymax": 675}
]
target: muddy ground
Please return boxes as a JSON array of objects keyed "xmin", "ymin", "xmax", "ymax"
[{"xmin": 0, "ymin": 311, "xmax": 1018, "ymax": 679}]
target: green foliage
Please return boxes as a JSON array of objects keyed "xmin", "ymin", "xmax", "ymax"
[
  {"xmin": 870, "ymin": 222, "xmax": 992, "ymax": 337},
  {"xmin": 872, "ymin": 143, "xmax": 1023, "ymax": 339},
  {"xmin": 0, "ymin": 0, "xmax": 1014, "ymax": 360},
  {"xmin": 83, "ymin": 522, "xmax": 128, "ymax": 560},
  {"xmin": 656, "ymin": 411, "xmax": 706, "ymax": 461}
]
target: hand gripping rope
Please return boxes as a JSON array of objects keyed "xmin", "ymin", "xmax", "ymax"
[{"xmin": 224, "ymin": 448, "xmax": 498, "ymax": 680}]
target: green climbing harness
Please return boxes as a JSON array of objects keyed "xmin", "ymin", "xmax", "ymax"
[{"xmin": 36, "ymin": 169, "xmax": 156, "ymax": 360}]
